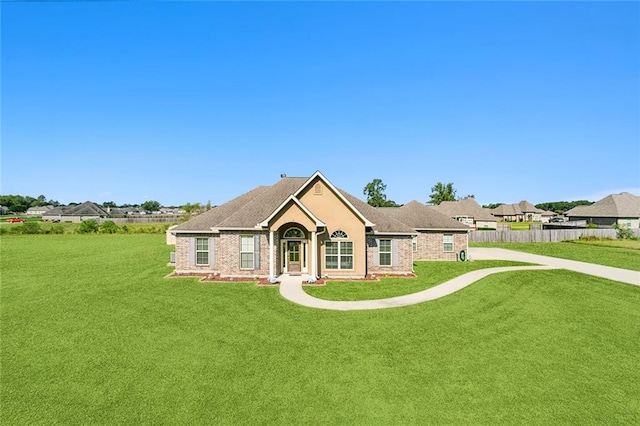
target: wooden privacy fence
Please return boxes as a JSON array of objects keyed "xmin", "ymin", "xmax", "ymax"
[{"xmin": 469, "ymin": 228, "xmax": 620, "ymax": 243}]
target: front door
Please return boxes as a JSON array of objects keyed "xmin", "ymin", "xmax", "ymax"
[{"xmin": 288, "ymin": 241, "xmax": 301, "ymax": 273}]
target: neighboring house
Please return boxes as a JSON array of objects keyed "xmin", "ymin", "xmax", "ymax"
[
  {"xmin": 565, "ymin": 192, "xmax": 640, "ymax": 229},
  {"xmin": 0, "ymin": 205, "xmax": 9, "ymax": 215},
  {"xmin": 25, "ymin": 205, "xmax": 54, "ymax": 216},
  {"xmin": 170, "ymin": 172, "xmax": 470, "ymax": 279},
  {"xmin": 429, "ymin": 198, "xmax": 498, "ymax": 230},
  {"xmin": 490, "ymin": 201, "xmax": 546, "ymax": 222},
  {"xmin": 43, "ymin": 202, "xmax": 125, "ymax": 223},
  {"xmin": 121, "ymin": 207, "xmax": 142, "ymax": 216},
  {"xmin": 540, "ymin": 210, "xmax": 556, "ymax": 223}
]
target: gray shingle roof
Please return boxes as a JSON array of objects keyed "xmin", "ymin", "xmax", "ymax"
[
  {"xmin": 490, "ymin": 203, "xmax": 521, "ymax": 216},
  {"xmin": 379, "ymin": 201, "xmax": 471, "ymax": 231},
  {"xmin": 517, "ymin": 200, "xmax": 545, "ymax": 214},
  {"xmin": 490, "ymin": 200, "xmax": 544, "ymax": 216},
  {"xmin": 565, "ymin": 192, "xmax": 640, "ymax": 218},
  {"xmin": 339, "ymin": 191, "xmax": 416, "ymax": 234},
  {"xmin": 173, "ymin": 174, "xmax": 420, "ymax": 234},
  {"xmin": 431, "ymin": 198, "xmax": 496, "ymax": 222},
  {"xmin": 64, "ymin": 202, "xmax": 108, "ymax": 217}
]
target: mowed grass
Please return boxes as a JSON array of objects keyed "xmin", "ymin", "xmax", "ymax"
[
  {"xmin": 2, "ymin": 235, "xmax": 640, "ymax": 424},
  {"xmin": 572, "ymin": 238, "xmax": 640, "ymax": 250},
  {"xmin": 509, "ymin": 222, "xmax": 532, "ymax": 231},
  {"xmin": 472, "ymin": 241, "xmax": 640, "ymax": 271},
  {"xmin": 305, "ymin": 260, "xmax": 534, "ymax": 301}
]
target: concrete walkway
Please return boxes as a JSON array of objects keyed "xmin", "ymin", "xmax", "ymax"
[
  {"xmin": 469, "ymin": 248, "xmax": 639, "ymax": 286},
  {"xmin": 278, "ymin": 248, "xmax": 639, "ymax": 311}
]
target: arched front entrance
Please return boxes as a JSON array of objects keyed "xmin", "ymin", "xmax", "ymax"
[{"xmin": 280, "ymin": 226, "xmax": 308, "ymax": 274}]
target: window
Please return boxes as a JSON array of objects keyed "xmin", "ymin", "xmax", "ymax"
[
  {"xmin": 379, "ymin": 239, "xmax": 392, "ymax": 266},
  {"xmin": 443, "ymin": 234, "xmax": 454, "ymax": 252},
  {"xmin": 196, "ymin": 238, "xmax": 209, "ymax": 265},
  {"xmin": 325, "ymin": 241, "xmax": 353, "ymax": 269},
  {"xmin": 330, "ymin": 230, "xmax": 348, "ymax": 239},
  {"xmin": 284, "ymin": 227, "xmax": 304, "ymax": 238},
  {"xmin": 240, "ymin": 236, "xmax": 254, "ymax": 269},
  {"xmin": 412, "ymin": 236, "xmax": 418, "ymax": 253}
]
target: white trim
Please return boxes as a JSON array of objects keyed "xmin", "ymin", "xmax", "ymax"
[
  {"xmin": 269, "ymin": 231, "xmax": 274, "ymax": 278},
  {"xmin": 379, "ymin": 238, "xmax": 392, "ymax": 266},
  {"xmin": 324, "ymin": 240, "xmax": 354, "ymax": 270},
  {"xmin": 259, "ymin": 196, "xmax": 325, "ymax": 228},
  {"xmin": 371, "ymin": 232, "xmax": 417, "ymax": 236},
  {"xmin": 293, "ymin": 171, "xmax": 374, "ymax": 227},
  {"xmin": 174, "ymin": 229, "xmax": 217, "ymax": 234},
  {"xmin": 195, "ymin": 237, "xmax": 210, "ymax": 265},
  {"xmin": 281, "ymin": 239, "xmax": 309, "ymax": 273},
  {"xmin": 443, "ymin": 234, "xmax": 454, "ymax": 253},
  {"xmin": 311, "ymin": 231, "xmax": 317, "ymax": 277},
  {"xmin": 212, "ymin": 227, "xmax": 261, "ymax": 231},
  {"xmin": 414, "ymin": 228, "xmax": 471, "ymax": 232},
  {"xmin": 240, "ymin": 235, "xmax": 255, "ymax": 270},
  {"xmin": 282, "ymin": 226, "xmax": 306, "ymax": 239}
]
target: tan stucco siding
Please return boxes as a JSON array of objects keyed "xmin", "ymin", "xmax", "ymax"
[
  {"xmin": 413, "ymin": 231, "xmax": 468, "ymax": 261},
  {"xmin": 299, "ymin": 177, "xmax": 368, "ymax": 277},
  {"xmin": 269, "ymin": 201, "xmax": 316, "ymax": 232}
]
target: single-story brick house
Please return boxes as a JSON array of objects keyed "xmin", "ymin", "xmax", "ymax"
[
  {"xmin": 565, "ymin": 192, "xmax": 640, "ymax": 229},
  {"xmin": 490, "ymin": 200, "xmax": 546, "ymax": 222},
  {"xmin": 42, "ymin": 202, "xmax": 125, "ymax": 223},
  {"xmin": 26, "ymin": 205, "xmax": 55, "ymax": 216},
  {"xmin": 428, "ymin": 198, "xmax": 498, "ymax": 230},
  {"xmin": 170, "ymin": 172, "xmax": 470, "ymax": 279}
]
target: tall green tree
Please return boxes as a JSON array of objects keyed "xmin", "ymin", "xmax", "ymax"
[
  {"xmin": 363, "ymin": 179, "xmax": 399, "ymax": 207},
  {"xmin": 428, "ymin": 182, "xmax": 457, "ymax": 205},
  {"xmin": 141, "ymin": 200, "xmax": 161, "ymax": 212},
  {"xmin": 483, "ymin": 203, "xmax": 504, "ymax": 209}
]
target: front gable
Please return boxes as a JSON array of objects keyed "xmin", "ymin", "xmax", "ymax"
[
  {"xmin": 297, "ymin": 175, "xmax": 367, "ymax": 236},
  {"xmin": 295, "ymin": 172, "xmax": 373, "ymax": 227},
  {"xmin": 267, "ymin": 198, "xmax": 319, "ymax": 232}
]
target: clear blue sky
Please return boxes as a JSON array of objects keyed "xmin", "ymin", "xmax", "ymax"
[{"xmin": 2, "ymin": 1, "xmax": 639, "ymax": 207}]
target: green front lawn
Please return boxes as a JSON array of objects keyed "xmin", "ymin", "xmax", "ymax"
[
  {"xmin": 472, "ymin": 241, "xmax": 640, "ymax": 271},
  {"xmin": 2, "ymin": 235, "xmax": 639, "ymax": 424},
  {"xmin": 305, "ymin": 260, "xmax": 534, "ymax": 301}
]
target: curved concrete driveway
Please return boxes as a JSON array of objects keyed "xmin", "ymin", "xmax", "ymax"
[
  {"xmin": 278, "ymin": 248, "xmax": 639, "ymax": 311},
  {"xmin": 470, "ymin": 248, "xmax": 639, "ymax": 286}
]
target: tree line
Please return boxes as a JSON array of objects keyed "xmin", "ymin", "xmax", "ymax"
[
  {"xmin": 362, "ymin": 179, "xmax": 593, "ymax": 214},
  {"xmin": 363, "ymin": 179, "xmax": 473, "ymax": 207},
  {"xmin": 0, "ymin": 195, "xmax": 61, "ymax": 213},
  {"xmin": 0, "ymin": 194, "xmax": 215, "ymax": 215}
]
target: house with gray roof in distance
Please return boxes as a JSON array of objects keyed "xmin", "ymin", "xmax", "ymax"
[
  {"xmin": 490, "ymin": 201, "xmax": 548, "ymax": 222},
  {"xmin": 565, "ymin": 192, "xmax": 640, "ymax": 229},
  {"xmin": 429, "ymin": 198, "xmax": 498, "ymax": 230},
  {"xmin": 170, "ymin": 172, "xmax": 470, "ymax": 280},
  {"xmin": 26, "ymin": 205, "xmax": 55, "ymax": 216},
  {"xmin": 42, "ymin": 202, "xmax": 125, "ymax": 223}
]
